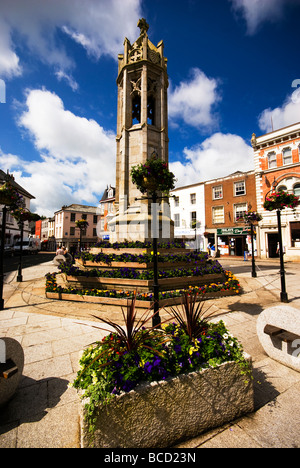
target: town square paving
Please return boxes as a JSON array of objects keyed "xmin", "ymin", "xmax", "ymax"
[{"xmin": 0, "ymin": 258, "xmax": 300, "ymax": 448}]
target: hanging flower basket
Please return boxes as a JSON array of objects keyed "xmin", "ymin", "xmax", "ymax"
[
  {"xmin": 131, "ymin": 156, "xmax": 176, "ymax": 194},
  {"xmin": 263, "ymin": 191, "xmax": 300, "ymax": 211},
  {"xmin": 243, "ymin": 210, "xmax": 263, "ymax": 224},
  {"xmin": 0, "ymin": 182, "xmax": 24, "ymax": 209},
  {"xmin": 76, "ymin": 219, "xmax": 89, "ymax": 230},
  {"xmin": 12, "ymin": 207, "xmax": 40, "ymax": 223}
]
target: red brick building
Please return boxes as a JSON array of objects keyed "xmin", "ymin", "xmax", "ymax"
[
  {"xmin": 204, "ymin": 170, "xmax": 257, "ymax": 256},
  {"xmin": 252, "ymin": 122, "xmax": 300, "ymax": 260}
]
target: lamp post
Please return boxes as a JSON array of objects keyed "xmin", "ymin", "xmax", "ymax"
[
  {"xmin": 16, "ymin": 219, "xmax": 24, "ymax": 282},
  {"xmin": 0, "ymin": 205, "xmax": 7, "ymax": 310},
  {"xmin": 263, "ymin": 187, "xmax": 294, "ymax": 303},
  {"xmin": 276, "ymin": 208, "xmax": 288, "ymax": 303},
  {"xmin": 250, "ymin": 223, "xmax": 257, "ymax": 278}
]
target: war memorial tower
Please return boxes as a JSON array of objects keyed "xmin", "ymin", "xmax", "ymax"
[{"xmin": 109, "ymin": 19, "xmax": 173, "ymax": 242}]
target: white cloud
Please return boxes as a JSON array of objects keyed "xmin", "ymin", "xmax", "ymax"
[
  {"xmin": 230, "ymin": 0, "xmax": 298, "ymax": 34},
  {"xmin": 0, "ymin": 0, "xmax": 142, "ymax": 78},
  {"xmin": 169, "ymin": 68, "xmax": 221, "ymax": 131},
  {"xmin": 0, "ymin": 89, "xmax": 116, "ymax": 216},
  {"xmin": 170, "ymin": 133, "xmax": 253, "ymax": 187},
  {"xmin": 258, "ymin": 90, "xmax": 300, "ymax": 133}
]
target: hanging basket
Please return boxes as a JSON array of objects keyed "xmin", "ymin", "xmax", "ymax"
[
  {"xmin": 0, "ymin": 193, "xmax": 13, "ymax": 206},
  {"xmin": 263, "ymin": 191, "xmax": 300, "ymax": 211},
  {"xmin": 131, "ymin": 157, "xmax": 176, "ymax": 194},
  {"xmin": 243, "ymin": 211, "xmax": 263, "ymax": 224}
]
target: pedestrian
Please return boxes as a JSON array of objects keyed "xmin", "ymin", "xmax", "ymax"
[
  {"xmin": 207, "ymin": 242, "xmax": 211, "ymax": 256},
  {"xmin": 211, "ymin": 244, "xmax": 216, "ymax": 257},
  {"xmin": 56, "ymin": 245, "xmax": 64, "ymax": 255}
]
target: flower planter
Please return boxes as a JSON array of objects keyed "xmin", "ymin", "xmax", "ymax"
[
  {"xmin": 64, "ymin": 273, "xmax": 225, "ymax": 292},
  {"xmin": 46, "ymin": 288, "xmax": 237, "ymax": 308},
  {"xmin": 76, "ymin": 259, "xmax": 206, "ymax": 270},
  {"xmin": 80, "ymin": 355, "xmax": 254, "ymax": 448}
]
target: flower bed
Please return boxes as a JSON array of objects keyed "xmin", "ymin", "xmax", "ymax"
[
  {"xmin": 73, "ymin": 295, "xmax": 253, "ymax": 447},
  {"xmin": 45, "ymin": 270, "xmax": 240, "ymax": 306}
]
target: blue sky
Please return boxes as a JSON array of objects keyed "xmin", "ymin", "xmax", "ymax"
[{"xmin": 0, "ymin": 0, "xmax": 300, "ymax": 216}]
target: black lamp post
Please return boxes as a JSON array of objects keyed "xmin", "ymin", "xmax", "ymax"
[
  {"xmin": 276, "ymin": 208, "xmax": 288, "ymax": 303},
  {"xmin": 250, "ymin": 223, "xmax": 257, "ymax": 278},
  {"xmin": 16, "ymin": 220, "xmax": 24, "ymax": 282},
  {"xmin": 0, "ymin": 205, "xmax": 7, "ymax": 310},
  {"xmin": 264, "ymin": 187, "xmax": 288, "ymax": 303}
]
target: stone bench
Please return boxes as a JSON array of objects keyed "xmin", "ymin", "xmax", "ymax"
[{"xmin": 257, "ymin": 305, "xmax": 300, "ymax": 372}]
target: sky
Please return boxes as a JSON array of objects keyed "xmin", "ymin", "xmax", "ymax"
[{"xmin": 0, "ymin": 0, "xmax": 300, "ymax": 216}]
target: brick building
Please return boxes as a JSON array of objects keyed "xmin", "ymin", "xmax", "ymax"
[
  {"xmin": 252, "ymin": 122, "xmax": 300, "ymax": 260},
  {"xmin": 204, "ymin": 170, "xmax": 257, "ymax": 256}
]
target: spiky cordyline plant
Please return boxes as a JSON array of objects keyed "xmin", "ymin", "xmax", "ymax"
[
  {"xmin": 166, "ymin": 291, "xmax": 214, "ymax": 341},
  {"xmin": 77, "ymin": 294, "xmax": 170, "ymax": 377}
]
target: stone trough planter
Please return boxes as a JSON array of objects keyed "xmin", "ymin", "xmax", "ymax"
[{"xmin": 80, "ymin": 355, "xmax": 254, "ymax": 448}]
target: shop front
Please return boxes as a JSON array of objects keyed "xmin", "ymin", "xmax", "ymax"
[{"xmin": 217, "ymin": 227, "xmax": 253, "ymax": 257}]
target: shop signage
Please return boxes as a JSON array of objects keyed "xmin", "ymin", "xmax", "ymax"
[{"xmin": 217, "ymin": 227, "xmax": 250, "ymax": 236}]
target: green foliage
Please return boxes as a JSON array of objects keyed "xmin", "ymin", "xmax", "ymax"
[{"xmin": 130, "ymin": 156, "xmax": 176, "ymax": 194}]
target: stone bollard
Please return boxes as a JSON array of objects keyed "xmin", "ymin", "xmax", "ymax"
[{"xmin": 0, "ymin": 337, "xmax": 24, "ymax": 406}]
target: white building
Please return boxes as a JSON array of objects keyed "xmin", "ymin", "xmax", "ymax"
[
  {"xmin": 170, "ymin": 182, "xmax": 205, "ymax": 250},
  {"xmin": 0, "ymin": 170, "xmax": 35, "ymax": 247}
]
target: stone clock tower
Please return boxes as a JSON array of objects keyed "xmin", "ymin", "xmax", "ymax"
[{"xmin": 109, "ymin": 19, "xmax": 173, "ymax": 242}]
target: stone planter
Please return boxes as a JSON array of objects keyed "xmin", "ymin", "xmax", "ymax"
[{"xmin": 80, "ymin": 355, "xmax": 254, "ymax": 448}]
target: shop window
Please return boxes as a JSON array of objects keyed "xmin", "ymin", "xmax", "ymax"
[
  {"xmin": 213, "ymin": 185, "xmax": 223, "ymax": 199},
  {"xmin": 234, "ymin": 203, "xmax": 247, "ymax": 222},
  {"xmin": 234, "ymin": 181, "xmax": 246, "ymax": 196},
  {"xmin": 294, "ymin": 183, "xmax": 300, "ymax": 197},
  {"xmin": 291, "ymin": 222, "xmax": 300, "ymax": 247},
  {"xmin": 212, "ymin": 206, "xmax": 224, "ymax": 224},
  {"xmin": 283, "ymin": 147, "xmax": 292, "ymax": 165},
  {"xmin": 268, "ymin": 152, "xmax": 277, "ymax": 169}
]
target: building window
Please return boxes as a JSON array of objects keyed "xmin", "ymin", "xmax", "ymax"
[
  {"xmin": 213, "ymin": 185, "xmax": 223, "ymax": 200},
  {"xmin": 294, "ymin": 183, "xmax": 300, "ymax": 197},
  {"xmin": 174, "ymin": 213, "xmax": 180, "ymax": 227},
  {"xmin": 283, "ymin": 147, "xmax": 292, "ymax": 165},
  {"xmin": 234, "ymin": 181, "xmax": 246, "ymax": 196},
  {"xmin": 190, "ymin": 193, "xmax": 196, "ymax": 205},
  {"xmin": 278, "ymin": 185, "xmax": 287, "ymax": 192},
  {"xmin": 70, "ymin": 213, "xmax": 76, "ymax": 222},
  {"xmin": 291, "ymin": 222, "xmax": 300, "ymax": 247},
  {"xmin": 93, "ymin": 215, "xmax": 98, "ymax": 224},
  {"xmin": 93, "ymin": 228, "xmax": 97, "ymax": 236},
  {"xmin": 70, "ymin": 227, "xmax": 75, "ymax": 236},
  {"xmin": 268, "ymin": 152, "xmax": 277, "ymax": 169},
  {"xmin": 147, "ymin": 95, "xmax": 155, "ymax": 126},
  {"xmin": 82, "ymin": 214, "xmax": 87, "ymax": 220},
  {"xmin": 234, "ymin": 203, "xmax": 247, "ymax": 222},
  {"xmin": 174, "ymin": 196, "xmax": 179, "ymax": 207},
  {"xmin": 190, "ymin": 211, "xmax": 197, "ymax": 228},
  {"xmin": 212, "ymin": 206, "xmax": 224, "ymax": 224},
  {"xmin": 132, "ymin": 94, "xmax": 141, "ymax": 125}
]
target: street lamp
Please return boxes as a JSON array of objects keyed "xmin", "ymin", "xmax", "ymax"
[{"xmin": 263, "ymin": 186, "xmax": 296, "ymax": 303}]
